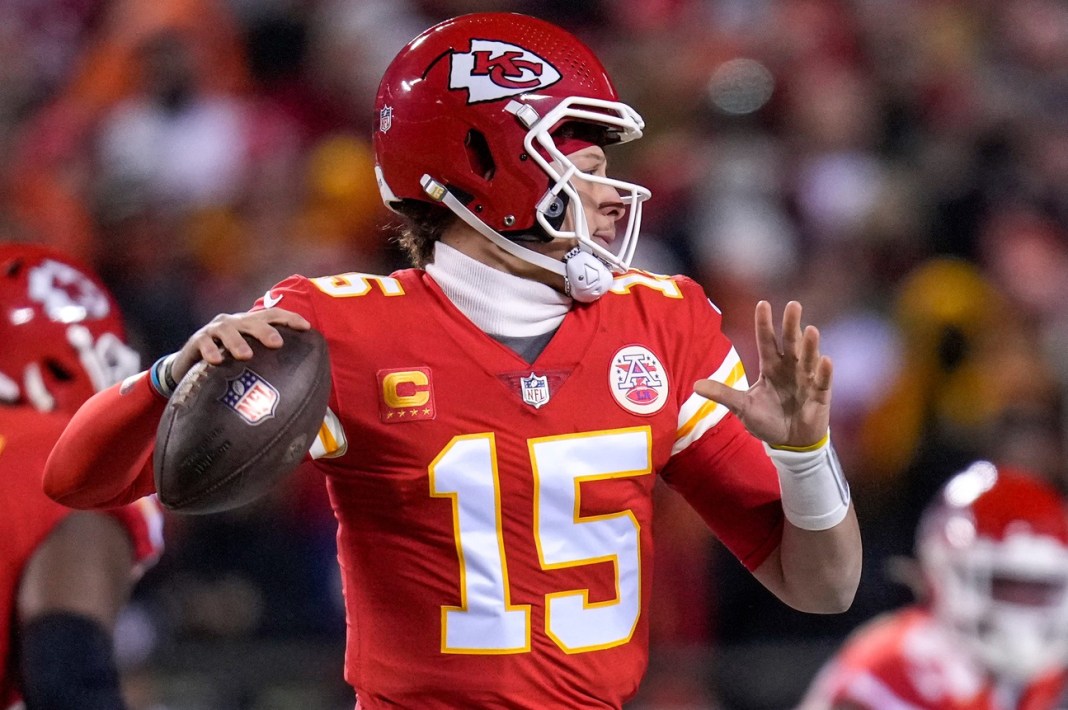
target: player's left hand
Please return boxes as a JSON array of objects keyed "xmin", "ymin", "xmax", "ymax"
[{"xmin": 694, "ymin": 300, "xmax": 831, "ymax": 448}]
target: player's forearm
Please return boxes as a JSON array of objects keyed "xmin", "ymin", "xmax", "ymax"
[
  {"xmin": 755, "ymin": 504, "xmax": 862, "ymax": 613},
  {"xmin": 751, "ymin": 431, "xmax": 861, "ymax": 611},
  {"xmin": 44, "ymin": 371, "xmax": 162, "ymax": 508}
]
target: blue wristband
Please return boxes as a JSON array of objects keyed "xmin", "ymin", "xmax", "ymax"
[{"xmin": 149, "ymin": 354, "xmax": 177, "ymax": 398}]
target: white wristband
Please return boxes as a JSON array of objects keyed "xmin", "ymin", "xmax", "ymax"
[{"xmin": 765, "ymin": 434, "xmax": 851, "ymax": 531}]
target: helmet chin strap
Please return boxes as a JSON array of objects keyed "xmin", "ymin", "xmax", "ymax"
[{"xmin": 420, "ymin": 175, "xmax": 612, "ymax": 303}]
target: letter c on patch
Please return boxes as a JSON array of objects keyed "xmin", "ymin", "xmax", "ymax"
[{"xmin": 382, "ymin": 370, "xmax": 430, "ymax": 408}]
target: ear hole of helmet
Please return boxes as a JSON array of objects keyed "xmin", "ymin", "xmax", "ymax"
[
  {"xmin": 3, "ymin": 257, "xmax": 22, "ymax": 278},
  {"xmin": 541, "ymin": 192, "xmax": 569, "ymax": 231},
  {"xmin": 45, "ymin": 359, "xmax": 75, "ymax": 382},
  {"xmin": 465, "ymin": 129, "xmax": 495, "ymax": 181}
]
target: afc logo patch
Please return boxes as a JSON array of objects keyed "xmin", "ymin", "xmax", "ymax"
[
  {"xmin": 609, "ymin": 345, "xmax": 668, "ymax": 416},
  {"xmin": 378, "ymin": 367, "xmax": 435, "ymax": 423},
  {"xmin": 220, "ymin": 369, "xmax": 279, "ymax": 425},
  {"xmin": 449, "ymin": 39, "xmax": 562, "ymax": 103}
]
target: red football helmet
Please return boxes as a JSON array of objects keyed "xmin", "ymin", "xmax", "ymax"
[
  {"xmin": 373, "ymin": 13, "xmax": 651, "ymax": 300},
  {"xmin": 917, "ymin": 461, "xmax": 1068, "ymax": 681},
  {"xmin": 0, "ymin": 243, "xmax": 139, "ymax": 413}
]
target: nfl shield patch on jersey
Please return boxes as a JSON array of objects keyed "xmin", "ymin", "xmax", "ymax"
[
  {"xmin": 520, "ymin": 372, "xmax": 550, "ymax": 408},
  {"xmin": 497, "ymin": 370, "xmax": 570, "ymax": 409}
]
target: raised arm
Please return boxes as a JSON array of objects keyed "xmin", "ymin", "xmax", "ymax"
[
  {"xmin": 45, "ymin": 307, "xmax": 312, "ymax": 509},
  {"xmin": 43, "ymin": 374, "xmax": 163, "ymax": 508},
  {"xmin": 695, "ymin": 300, "xmax": 861, "ymax": 613}
]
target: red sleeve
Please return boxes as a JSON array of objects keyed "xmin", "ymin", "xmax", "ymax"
[
  {"xmin": 655, "ymin": 277, "xmax": 784, "ymax": 571},
  {"xmin": 45, "ymin": 274, "xmax": 321, "ymax": 509},
  {"xmin": 250, "ymin": 274, "xmax": 318, "ymax": 321},
  {"xmin": 660, "ymin": 413, "xmax": 784, "ymax": 572},
  {"xmin": 43, "ymin": 370, "xmax": 164, "ymax": 508}
]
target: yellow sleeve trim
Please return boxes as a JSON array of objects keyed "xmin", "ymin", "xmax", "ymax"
[{"xmin": 769, "ymin": 430, "xmax": 830, "ymax": 453}]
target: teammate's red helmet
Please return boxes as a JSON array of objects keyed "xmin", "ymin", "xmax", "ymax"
[
  {"xmin": 917, "ymin": 461, "xmax": 1068, "ymax": 681},
  {"xmin": 373, "ymin": 12, "xmax": 650, "ymax": 275},
  {"xmin": 0, "ymin": 244, "xmax": 139, "ymax": 413}
]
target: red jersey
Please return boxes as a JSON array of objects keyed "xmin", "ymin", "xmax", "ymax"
[
  {"xmin": 45, "ymin": 267, "xmax": 784, "ymax": 709},
  {"xmin": 799, "ymin": 607, "xmax": 1068, "ymax": 710},
  {"xmin": 0, "ymin": 407, "xmax": 163, "ymax": 709}
]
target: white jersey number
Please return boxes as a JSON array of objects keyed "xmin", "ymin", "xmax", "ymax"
[{"xmin": 429, "ymin": 427, "xmax": 652, "ymax": 654}]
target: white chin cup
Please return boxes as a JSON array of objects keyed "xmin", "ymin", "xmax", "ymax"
[{"xmin": 564, "ymin": 249, "xmax": 613, "ymax": 303}]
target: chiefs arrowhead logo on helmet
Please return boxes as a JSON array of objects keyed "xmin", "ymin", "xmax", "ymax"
[{"xmin": 449, "ymin": 40, "xmax": 562, "ymax": 103}]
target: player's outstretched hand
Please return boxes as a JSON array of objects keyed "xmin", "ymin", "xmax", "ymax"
[
  {"xmin": 171, "ymin": 308, "xmax": 312, "ymax": 382},
  {"xmin": 694, "ymin": 300, "xmax": 832, "ymax": 449}
]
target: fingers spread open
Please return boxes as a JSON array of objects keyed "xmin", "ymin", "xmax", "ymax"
[
  {"xmin": 780, "ymin": 301, "xmax": 803, "ymax": 361},
  {"xmin": 754, "ymin": 300, "xmax": 779, "ymax": 367},
  {"xmin": 815, "ymin": 355, "xmax": 833, "ymax": 393},
  {"xmin": 694, "ymin": 378, "xmax": 743, "ymax": 415},
  {"xmin": 800, "ymin": 325, "xmax": 821, "ymax": 375}
]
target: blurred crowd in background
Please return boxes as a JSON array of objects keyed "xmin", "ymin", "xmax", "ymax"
[{"xmin": 3, "ymin": 0, "xmax": 1068, "ymax": 708}]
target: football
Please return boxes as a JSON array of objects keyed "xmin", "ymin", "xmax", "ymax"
[{"xmin": 153, "ymin": 326, "xmax": 331, "ymax": 514}]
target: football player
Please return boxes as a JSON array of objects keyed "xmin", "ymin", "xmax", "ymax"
[
  {"xmin": 799, "ymin": 461, "xmax": 1068, "ymax": 710},
  {"xmin": 0, "ymin": 244, "xmax": 163, "ymax": 709},
  {"xmin": 44, "ymin": 13, "xmax": 861, "ymax": 708}
]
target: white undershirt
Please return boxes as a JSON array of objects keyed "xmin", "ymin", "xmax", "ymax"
[{"xmin": 425, "ymin": 241, "xmax": 571, "ymax": 338}]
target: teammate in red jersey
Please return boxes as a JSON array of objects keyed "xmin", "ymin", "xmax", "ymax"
[
  {"xmin": 44, "ymin": 13, "xmax": 861, "ymax": 708},
  {"xmin": 799, "ymin": 461, "xmax": 1068, "ymax": 710},
  {"xmin": 0, "ymin": 244, "xmax": 163, "ymax": 710}
]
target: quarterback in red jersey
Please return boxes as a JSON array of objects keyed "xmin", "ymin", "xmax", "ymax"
[
  {"xmin": 799, "ymin": 462, "xmax": 1068, "ymax": 710},
  {"xmin": 0, "ymin": 244, "xmax": 163, "ymax": 710},
  {"xmin": 45, "ymin": 13, "xmax": 861, "ymax": 709}
]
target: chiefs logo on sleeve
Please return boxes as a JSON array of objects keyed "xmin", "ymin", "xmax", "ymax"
[{"xmin": 449, "ymin": 40, "xmax": 562, "ymax": 103}]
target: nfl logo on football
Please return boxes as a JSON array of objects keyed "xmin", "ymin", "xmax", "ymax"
[
  {"xmin": 221, "ymin": 369, "xmax": 280, "ymax": 425},
  {"xmin": 520, "ymin": 372, "xmax": 550, "ymax": 409}
]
